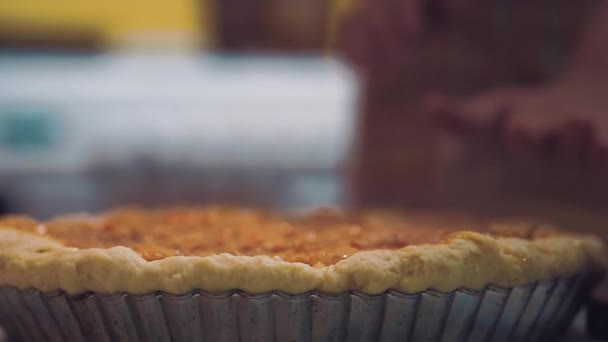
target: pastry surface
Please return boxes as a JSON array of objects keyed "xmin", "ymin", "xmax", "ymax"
[{"xmin": 0, "ymin": 207, "xmax": 603, "ymax": 295}]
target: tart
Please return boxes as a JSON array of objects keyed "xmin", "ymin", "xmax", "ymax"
[
  {"xmin": 0, "ymin": 207, "xmax": 604, "ymax": 341},
  {"xmin": 0, "ymin": 207, "xmax": 603, "ymax": 295}
]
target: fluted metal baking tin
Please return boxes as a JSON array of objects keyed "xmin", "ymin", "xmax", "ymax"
[{"xmin": 0, "ymin": 273, "xmax": 600, "ymax": 342}]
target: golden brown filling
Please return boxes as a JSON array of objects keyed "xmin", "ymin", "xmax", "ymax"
[{"xmin": 0, "ymin": 207, "xmax": 549, "ymax": 266}]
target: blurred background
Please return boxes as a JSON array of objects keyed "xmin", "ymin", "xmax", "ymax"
[
  {"xmin": 1, "ymin": 0, "xmax": 608, "ymax": 231},
  {"xmin": 0, "ymin": 0, "xmax": 608, "ymax": 227},
  {"xmin": 1, "ymin": 0, "xmax": 608, "ymax": 338}
]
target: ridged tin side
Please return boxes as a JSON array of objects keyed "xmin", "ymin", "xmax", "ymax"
[
  {"xmin": 510, "ymin": 280, "xmax": 557, "ymax": 340},
  {"xmin": 0, "ymin": 287, "xmax": 37, "ymax": 341},
  {"xmin": 410, "ymin": 290, "xmax": 455, "ymax": 341},
  {"xmin": 4, "ymin": 289, "xmax": 45, "ymax": 341},
  {"xmin": 542, "ymin": 275, "xmax": 588, "ymax": 338},
  {"xmin": 347, "ymin": 291, "xmax": 386, "ymax": 340},
  {"xmin": 377, "ymin": 290, "xmax": 420, "ymax": 341},
  {"xmin": 47, "ymin": 292, "xmax": 86, "ymax": 340},
  {"xmin": 127, "ymin": 293, "xmax": 170, "ymax": 342},
  {"xmin": 163, "ymin": 292, "xmax": 204, "ymax": 341},
  {"xmin": 527, "ymin": 277, "xmax": 571, "ymax": 340},
  {"xmin": 489, "ymin": 284, "xmax": 534, "ymax": 342},
  {"xmin": 69, "ymin": 292, "xmax": 112, "ymax": 341},
  {"xmin": 273, "ymin": 292, "xmax": 312, "ymax": 341},
  {"xmin": 200, "ymin": 291, "xmax": 239, "ymax": 342},
  {"xmin": 237, "ymin": 292, "xmax": 275, "ymax": 342},
  {"xmin": 467, "ymin": 286, "xmax": 511, "ymax": 341},
  {"xmin": 0, "ymin": 273, "xmax": 598, "ymax": 342},
  {"xmin": 96, "ymin": 293, "xmax": 140, "ymax": 341},
  {"xmin": 440, "ymin": 289, "xmax": 482, "ymax": 341},
  {"xmin": 21, "ymin": 289, "xmax": 64, "ymax": 342},
  {"xmin": 311, "ymin": 293, "xmax": 350, "ymax": 341}
]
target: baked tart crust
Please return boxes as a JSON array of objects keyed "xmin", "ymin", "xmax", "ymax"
[{"xmin": 0, "ymin": 207, "xmax": 603, "ymax": 295}]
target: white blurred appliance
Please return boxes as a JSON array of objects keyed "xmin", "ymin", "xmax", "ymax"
[{"xmin": 0, "ymin": 53, "xmax": 358, "ymax": 216}]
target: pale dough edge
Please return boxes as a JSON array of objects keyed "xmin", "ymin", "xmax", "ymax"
[{"xmin": 0, "ymin": 228, "xmax": 603, "ymax": 295}]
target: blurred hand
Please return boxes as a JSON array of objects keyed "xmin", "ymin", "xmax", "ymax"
[
  {"xmin": 421, "ymin": 0, "xmax": 608, "ymax": 161},
  {"xmin": 336, "ymin": 0, "xmax": 602, "ymax": 92}
]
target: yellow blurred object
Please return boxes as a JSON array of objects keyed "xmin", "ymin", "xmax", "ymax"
[
  {"xmin": 326, "ymin": 0, "xmax": 360, "ymax": 49},
  {"xmin": 0, "ymin": 0, "xmax": 215, "ymax": 49}
]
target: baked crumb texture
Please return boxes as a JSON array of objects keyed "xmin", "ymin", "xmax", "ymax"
[{"xmin": 0, "ymin": 208, "xmax": 603, "ymax": 295}]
